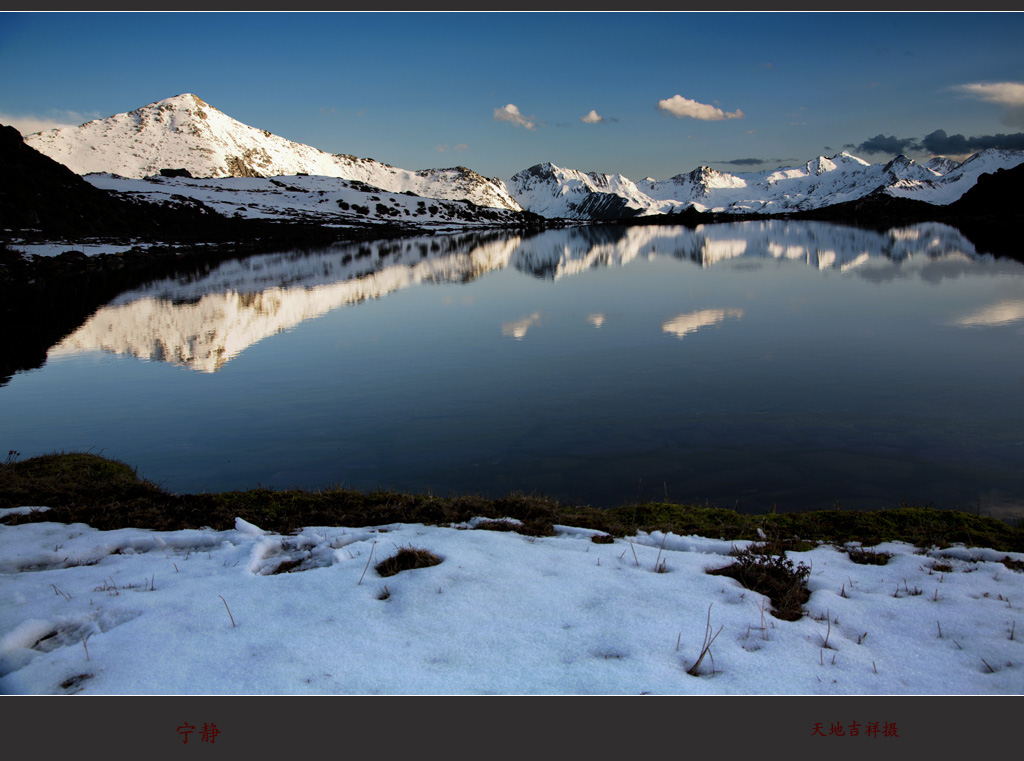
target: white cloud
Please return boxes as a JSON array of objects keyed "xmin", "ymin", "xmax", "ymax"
[
  {"xmin": 580, "ymin": 109, "xmax": 604, "ymax": 124},
  {"xmin": 656, "ymin": 95, "xmax": 744, "ymax": 121},
  {"xmin": 493, "ymin": 103, "xmax": 536, "ymax": 131},
  {"xmin": 454, "ymin": 143, "xmax": 469, "ymax": 153},
  {"xmin": 952, "ymin": 82, "xmax": 1024, "ymax": 128},
  {"xmin": 0, "ymin": 112, "xmax": 85, "ymax": 135},
  {"xmin": 953, "ymin": 82, "xmax": 1024, "ymax": 108}
]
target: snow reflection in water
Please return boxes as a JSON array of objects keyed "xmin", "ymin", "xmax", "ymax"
[{"xmin": 5, "ymin": 220, "xmax": 1024, "ymax": 519}]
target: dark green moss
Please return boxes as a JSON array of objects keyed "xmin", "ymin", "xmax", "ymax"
[{"xmin": 2, "ymin": 453, "xmax": 1023, "ymax": 552}]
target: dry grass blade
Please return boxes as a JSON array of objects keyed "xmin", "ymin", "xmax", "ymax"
[
  {"xmin": 219, "ymin": 594, "xmax": 236, "ymax": 628},
  {"xmin": 687, "ymin": 604, "xmax": 723, "ymax": 677},
  {"xmin": 357, "ymin": 541, "xmax": 376, "ymax": 585},
  {"xmin": 653, "ymin": 532, "xmax": 667, "ymax": 572}
]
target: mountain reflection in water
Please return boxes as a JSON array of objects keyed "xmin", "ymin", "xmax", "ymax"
[{"xmin": 5, "ymin": 220, "xmax": 1024, "ymax": 519}]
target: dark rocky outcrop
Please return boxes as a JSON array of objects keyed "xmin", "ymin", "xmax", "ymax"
[
  {"xmin": 571, "ymin": 192, "xmax": 643, "ymax": 221},
  {"xmin": 948, "ymin": 163, "xmax": 1024, "ymax": 217},
  {"xmin": 0, "ymin": 124, "xmax": 220, "ymax": 238}
]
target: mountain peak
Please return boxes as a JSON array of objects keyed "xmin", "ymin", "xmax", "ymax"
[
  {"xmin": 135, "ymin": 94, "xmax": 213, "ymax": 118},
  {"xmin": 832, "ymin": 151, "xmax": 870, "ymax": 166},
  {"xmin": 883, "ymin": 154, "xmax": 914, "ymax": 170},
  {"xmin": 157, "ymin": 93, "xmax": 207, "ymax": 106},
  {"xmin": 806, "ymin": 156, "xmax": 837, "ymax": 175},
  {"xmin": 513, "ymin": 162, "xmax": 561, "ymax": 181}
]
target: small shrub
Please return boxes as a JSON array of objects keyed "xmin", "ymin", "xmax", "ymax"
[
  {"xmin": 734, "ymin": 535, "xmax": 816, "ymax": 556},
  {"xmin": 375, "ymin": 546, "xmax": 442, "ymax": 578},
  {"xmin": 268, "ymin": 557, "xmax": 303, "ymax": 575},
  {"xmin": 473, "ymin": 519, "xmax": 518, "ymax": 532},
  {"xmin": 848, "ymin": 547, "xmax": 892, "ymax": 565},
  {"xmin": 708, "ymin": 549, "xmax": 810, "ymax": 621},
  {"xmin": 473, "ymin": 518, "xmax": 552, "ymax": 537},
  {"xmin": 1002, "ymin": 556, "xmax": 1024, "ymax": 573}
]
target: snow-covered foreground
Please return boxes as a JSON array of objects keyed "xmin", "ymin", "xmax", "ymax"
[{"xmin": 1, "ymin": 509, "xmax": 1021, "ymax": 695}]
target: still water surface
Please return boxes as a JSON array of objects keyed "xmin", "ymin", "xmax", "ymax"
[{"xmin": 4, "ymin": 221, "xmax": 1024, "ymax": 517}]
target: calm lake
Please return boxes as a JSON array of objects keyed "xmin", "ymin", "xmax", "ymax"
[{"xmin": 4, "ymin": 221, "xmax": 1024, "ymax": 519}]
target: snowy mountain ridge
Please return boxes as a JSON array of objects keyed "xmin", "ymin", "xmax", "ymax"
[
  {"xmin": 24, "ymin": 94, "xmax": 523, "ymax": 212},
  {"xmin": 509, "ymin": 149, "xmax": 1024, "ymax": 219},
  {"xmin": 19, "ymin": 93, "xmax": 1024, "ymax": 222}
]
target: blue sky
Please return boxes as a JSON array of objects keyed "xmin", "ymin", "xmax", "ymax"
[{"xmin": 2, "ymin": 12, "xmax": 1023, "ymax": 180}]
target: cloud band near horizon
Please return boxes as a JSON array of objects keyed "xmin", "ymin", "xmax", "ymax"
[{"xmin": 853, "ymin": 129, "xmax": 1024, "ymax": 156}]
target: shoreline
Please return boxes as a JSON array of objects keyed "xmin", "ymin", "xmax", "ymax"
[{"xmin": 2, "ymin": 453, "xmax": 1022, "ymax": 552}]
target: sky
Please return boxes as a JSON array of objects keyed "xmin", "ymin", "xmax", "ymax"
[
  {"xmin": 1, "ymin": 12, "xmax": 1024, "ymax": 182},
  {"xmin": 2, "ymin": 507, "xmax": 1022, "ymax": 695}
]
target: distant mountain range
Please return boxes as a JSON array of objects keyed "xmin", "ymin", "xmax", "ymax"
[
  {"xmin": 508, "ymin": 150, "xmax": 1024, "ymax": 219},
  {"xmin": 19, "ymin": 94, "xmax": 1024, "ymax": 223}
]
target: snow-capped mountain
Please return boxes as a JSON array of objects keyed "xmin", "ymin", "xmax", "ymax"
[
  {"xmin": 17, "ymin": 93, "xmax": 1024, "ymax": 224},
  {"xmin": 24, "ymin": 94, "xmax": 522, "ymax": 212},
  {"xmin": 507, "ymin": 163, "xmax": 657, "ymax": 220},
  {"xmin": 885, "ymin": 148, "xmax": 1024, "ymax": 205},
  {"xmin": 507, "ymin": 150, "xmax": 1024, "ymax": 219}
]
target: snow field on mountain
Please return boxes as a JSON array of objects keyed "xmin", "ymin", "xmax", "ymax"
[
  {"xmin": 1, "ymin": 511, "xmax": 1021, "ymax": 694},
  {"xmin": 85, "ymin": 172, "xmax": 522, "ymax": 228}
]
